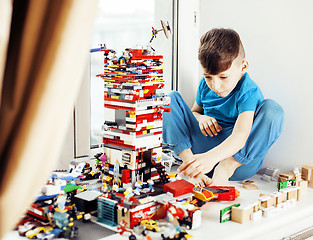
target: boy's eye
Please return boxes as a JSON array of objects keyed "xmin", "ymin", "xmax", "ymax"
[
  {"xmin": 204, "ymin": 76, "xmax": 212, "ymax": 80},
  {"xmin": 220, "ymin": 76, "xmax": 228, "ymax": 79}
]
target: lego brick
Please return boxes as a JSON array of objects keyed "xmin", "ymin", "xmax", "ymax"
[
  {"xmin": 128, "ymin": 202, "xmax": 161, "ymax": 228},
  {"xmin": 286, "ymin": 199, "xmax": 297, "ymax": 208},
  {"xmin": 220, "ymin": 203, "xmax": 240, "ymax": 223},
  {"xmin": 163, "ymin": 179, "xmax": 194, "ymax": 197},
  {"xmin": 262, "ymin": 206, "xmax": 279, "ymax": 218},
  {"xmin": 251, "ymin": 210, "xmax": 262, "ymax": 222},
  {"xmin": 102, "ymin": 127, "xmax": 163, "ymax": 144},
  {"xmin": 74, "ymin": 190, "xmax": 102, "ymax": 212},
  {"xmin": 103, "ymin": 135, "xmax": 162, "ymax": 150}
]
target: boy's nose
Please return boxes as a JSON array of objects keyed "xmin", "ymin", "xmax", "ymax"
[{"xmin": 212, "ymin": 78, "xmax": 221, "ymax": 90}]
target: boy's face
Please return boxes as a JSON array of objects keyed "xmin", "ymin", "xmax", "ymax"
[{"xmin": 202, "ymin": 57, "xmax": 248, "ymax": 97}]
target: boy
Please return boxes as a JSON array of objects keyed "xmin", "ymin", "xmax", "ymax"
[{"xmin": 163, "ymin": 28, "xmax": 284, "ymax": 187}]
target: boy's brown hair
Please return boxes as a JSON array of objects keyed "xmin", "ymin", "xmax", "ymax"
[{"xmin": 198, "ymin": 28, "xmax": 245, "ymax": 75}]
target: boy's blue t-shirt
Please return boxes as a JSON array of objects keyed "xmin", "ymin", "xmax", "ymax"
[{"xmin": 196, "ymin": 72, "xmax": 264, "ymax": 128}]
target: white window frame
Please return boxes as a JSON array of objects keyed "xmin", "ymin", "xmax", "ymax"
[{"xmin": 73, "ymin": 0, "xmax": 178, "ymax": 159}]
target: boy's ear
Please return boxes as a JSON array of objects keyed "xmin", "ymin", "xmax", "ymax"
[{"xmin": 241, "ymin": 59, "xmax": 249, "ymax": 73}]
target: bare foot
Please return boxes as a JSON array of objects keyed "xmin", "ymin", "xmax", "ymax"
[
  {"xmin": 210, "ymin": 177, "xmax": 230, "ymax": 186},
  {"xmin": 189, "ymin": 174, "xmax": 212, "ymax": 187}
]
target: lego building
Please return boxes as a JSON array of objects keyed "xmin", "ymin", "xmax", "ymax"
[{"xmin": 97, "ymin": 47, "xmax": 170, "ymax": 188}]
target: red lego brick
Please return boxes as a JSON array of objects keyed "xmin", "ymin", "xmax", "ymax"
[{"xmin": 163, "ymin": 179, "xmax": 194, "ymax": 197}]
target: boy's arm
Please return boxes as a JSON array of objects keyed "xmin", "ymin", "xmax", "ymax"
[
  {"xmin": 191, "ymin": 102, "xmax": 222, "ymax": 137},
  {"xmin": 178, "ymin": 111, "xmax": 255, "ymax": 178}
]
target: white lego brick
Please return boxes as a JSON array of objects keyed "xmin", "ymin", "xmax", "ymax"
[
  {"xmin": 286, "ymin": 199, "xmax": 297, "ymax": 208},
  {"xmin": 281, "ymin": 201, "xmax": 288, "ymax": 210},
  {"xmin": 126, "ymin": 135, "xmax": 162, "ymax": 149},
  {"xmin": 104, "ymin": 147, "xmax": 123, "ymax": 166},
  {"xmin": 126, "ymin": 121, "xmax": 163, "ymax": 131},
  {"xmin": 102, "ymin": 127, "xmax": 162, "ymax": 142},
  {"xmin": 262, "ymin": 206, "xmax": 279, "ymax": 218},
  {"xmin": 251, "ymin": 210, "xmax": 262, "ymax": 222},
  {"xmin": 258, "ymin": 195, "xmax": 272, "ymax": 201},
  {"xmin": 104, "ymin": 97, "xmax": 170, "ymax": 111}
]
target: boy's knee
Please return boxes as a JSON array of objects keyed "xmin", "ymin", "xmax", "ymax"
[
  {"xmin": 258, "ymin": 99, "xmax": 284, "ymax": 126},
  {"xmin": 168, "ymin": 91, "xmax": 182, "ymax": 102}
]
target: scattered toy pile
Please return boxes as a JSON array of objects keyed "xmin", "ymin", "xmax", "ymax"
[{"xmin": 220, "ymin": 165, "xmax": 313, "ymax": 224}]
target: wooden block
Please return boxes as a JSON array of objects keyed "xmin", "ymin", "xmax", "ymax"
[
  {"xmin": 243, "ymin": 183, "xmax": 258, "ymax": 190},
  {"xmin": 302, "ymin": 165, "xmax": 313, "ymax": 181},
  {"xmin": 297, "ymin": 188, "xmax": 301, "ymax": 201},
  {"xmin": 297, "ymin": 180, "xmax": 308, "ymax": 193},
  {"xmin": 295, "ymin": 173, "xmax": 302, "ymax": 183},
  {"xmin": 252, "ymin": 201, "xmax": 261, "ymax": 212},
  {"xmin": 287, "ymin": 189, "xmax": 298, "ymax": 201},
  {"xmin": 241, "ymin": 180, "xmax": 257, "ymax": 185},
  {"xmin": 277, "ymin": 176, "xmax": 288, "ymax": 188},
  {"xmin": 231, "ymin": 206, "xmax": 252, "ymax": 224},
  {"xmin": 279, "ymin": 172, "xmax": 295, "ymax": 180},
  {"xmin": 259, "ymin": 195, "xmax": 275, "ymax": 208},
  {"xmin": 271, "ymin": 192, "xmax": 285, "ymax": 205}
]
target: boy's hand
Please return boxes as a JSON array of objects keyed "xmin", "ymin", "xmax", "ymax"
[
  {"xmin": 197, "ymin": 115, "xmax": 222, "ymax": 137},
  {"xmin": 177, "ymin": 152, "xmax": 218, "ymax": 179}
]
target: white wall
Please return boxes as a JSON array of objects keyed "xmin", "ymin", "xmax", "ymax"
[{"xmin": 179, "ymin": 0, "xmax": 313, "ymax": 172}]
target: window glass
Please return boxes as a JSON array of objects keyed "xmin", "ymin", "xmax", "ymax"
[{"xmin": 90, "ymin": 0, "xmax": 156, "ymax": 147}]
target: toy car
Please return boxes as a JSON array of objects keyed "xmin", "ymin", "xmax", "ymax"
[
  {"xmin": 25, "ymin": 226, "xmax": 53, "ymax": 239},
  {"xmin": 36, "ymin": 228, "xmax": 62, "ymax": 240},
  {"xmin": 204, "ymin": 186, "xmax": 240, "ymax": 201},
  {"xmin": 140, "ymin": 219, "xmax": 161, "ymax": 232},
  {"xmin": 17, "ymin": 221, "xmax": 40, "ymax": 236}
]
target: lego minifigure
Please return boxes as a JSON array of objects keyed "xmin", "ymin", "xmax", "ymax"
[
  {"xmin": 147, "ymin": 179, "xmax": 154, "ymax": 192},
  {"xmin": 134, "ymin": 181, "xmax": 143, "ymax": 195}
]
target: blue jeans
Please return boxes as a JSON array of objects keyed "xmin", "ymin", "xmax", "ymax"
[{"xmin": 162, "ymin": 91, "xmax": 284, "ymax": 181}]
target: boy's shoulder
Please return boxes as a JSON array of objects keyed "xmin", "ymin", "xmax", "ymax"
[
  {"xmin": 238, "ymin": 73, "xmax": 261, "ymax": 93},
  {"xmin": 236, "ymin": 73, "xmax": 264, "ymax": 101}
]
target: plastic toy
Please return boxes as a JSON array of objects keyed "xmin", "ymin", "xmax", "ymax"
[
  {"xmin": 17, "ymin": 221, "xmax": 40, "ymax": 236},
  {"xmin": 167, "ymin": 202, "xmax": 201, "ymax": 230},
  {"xmin": 161, "ymin": 228, "xmax": 192, "ymax": 240},
  {"xmin": 163, "ymin": 179, "xmax": 194, "ymax": 197},
  {"xmin": 25, "ymin": 226, "xmax": 53, "ymax": 239},
  {"xmin": 117, "ymin": 219, "xmax": 133, "ymax": 235},
  {"xmin": 150, "ymin": 20, "xmax": 171, "ymax": 44},
  {"xmin": 140, "ymin": 219, "xmax": 161, "ymax": 232},
  {"xmin": 220, "ymin": 203, "xmax": 241, "ymax": 223},
  {"xmin": 204, "ymin": 186, "xmax": 240, "ymax": 201}
]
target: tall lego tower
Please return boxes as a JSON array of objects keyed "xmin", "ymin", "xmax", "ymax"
[{"xmin": 97, "ymin": 47, "xmax": 170, "ymax": 188}]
